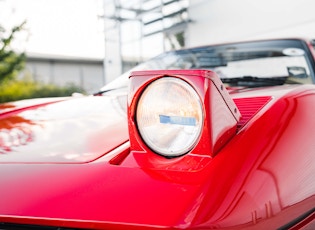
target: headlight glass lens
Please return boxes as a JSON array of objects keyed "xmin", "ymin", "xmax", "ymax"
[{"xmin": 136, "ymin": 77, "xmax": 203, "ymax": 157}]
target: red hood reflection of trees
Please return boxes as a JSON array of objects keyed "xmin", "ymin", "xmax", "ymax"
[
  {"xmin": 0, "ymin": 104, "xmax": 15, "ymax": 110},
  {"xmin": 0, "ymin": 116, "xmax": 34, "ymax": 153}
]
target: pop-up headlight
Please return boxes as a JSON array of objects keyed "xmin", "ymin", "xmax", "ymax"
[{"xmin": 128, "ymin": 70, "xmax": 241, "ymax": 158}]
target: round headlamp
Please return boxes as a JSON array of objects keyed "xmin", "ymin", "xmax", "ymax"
[{"xmin": 136, "ymin": 77, "xmax": 204, "ymax": 157}]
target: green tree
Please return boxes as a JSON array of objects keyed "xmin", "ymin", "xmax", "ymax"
[
  {"xmin": 0, "ymin": 21, "xmax": 86, "ymax": 103},
  {"xmin": 0, "ymin": 21, "xmax": 26, "ymax": 84}
]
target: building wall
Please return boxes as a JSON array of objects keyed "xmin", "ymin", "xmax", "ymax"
[
  {"xmin": 25, "ymin": 56, "xmax": 104, "ymax": 94},
  {"xmin": 187, "ymin": 0, "xmax": 315, "ymax": 47},
  {"xmin": 22, "ymin": 0, "xmax": 315, "ymax": 92}
]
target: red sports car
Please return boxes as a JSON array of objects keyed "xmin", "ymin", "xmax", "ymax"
[{"xmin": 0, "ymin": 38, "xmax": 315, "ymax": 229}]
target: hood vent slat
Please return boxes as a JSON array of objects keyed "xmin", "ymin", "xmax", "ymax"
[{"xmin": 233, "ymin": 96, "xmax": 272, "ymax": 129}]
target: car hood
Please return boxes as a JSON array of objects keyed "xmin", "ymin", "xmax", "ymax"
[
  {"xmin": 1, "ymin": 85, "xmax": 314, "ymax": 229},
  {"xmin": 0, "ymin": 94, "xmax": 128, "ymax": 163}
]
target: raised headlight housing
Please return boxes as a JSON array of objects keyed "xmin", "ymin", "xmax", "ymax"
[
  {"xmin": 128, "ymin": 70, "xmax": 241, "ymax": 159},
  {"xmin": 136, "ymin": 77, "xmax": 203, "ymax": 157}
]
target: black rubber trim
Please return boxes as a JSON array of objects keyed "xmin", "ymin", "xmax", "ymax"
[
  {"xmin": 277, "ymin": 207, "xmax": 315, "ymax": 230},
  {"xmin": 0, "ymin": 222, "xmax": 81, "ymax": 230}
]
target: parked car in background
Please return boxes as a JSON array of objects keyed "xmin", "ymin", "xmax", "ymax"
[{"xmin": 0, "ymin": 38, "xmax": 315, "ymax": 229}]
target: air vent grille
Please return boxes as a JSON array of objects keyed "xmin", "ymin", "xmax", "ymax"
[{"xmin": 233, "ymin": 96, "xmax": 272, "ymax": 129}]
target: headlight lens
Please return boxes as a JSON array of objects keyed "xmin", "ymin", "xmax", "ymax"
[{"xmin": 136, "ymin": 77, "xmax": 204, "ymax": 157}]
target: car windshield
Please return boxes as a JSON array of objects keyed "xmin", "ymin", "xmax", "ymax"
[{"xmin": 99, "ymin": 39, "xmax": 314, "ymax": 92}]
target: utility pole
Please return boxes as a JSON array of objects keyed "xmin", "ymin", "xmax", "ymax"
[{"xmin": 102, "ymin": 0, "xmax": 123, "ymax": 84}]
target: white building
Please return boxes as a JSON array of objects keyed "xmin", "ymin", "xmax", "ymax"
[
  {"xmin": 102, "ymin": 0, "xmax": 315, "ymax": 83},
  {"xmin": 15, "ymin": 0, "xmax": 315, "ymax": 90},
  {"xmin": 187, "ymin": 0, "xmax": 315, "ymax": 46},
  {"xmin": 25, "ymin": 53, "xmax": 104, "ymax": 94}
]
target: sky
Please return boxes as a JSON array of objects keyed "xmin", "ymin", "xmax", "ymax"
[
  {"xmin": 3, "ymin": 0, "xmax": 314, "ymax": 61},
  {"xmin": 0, "ymin": 0, "xmax": 106, "ymax": 58}
]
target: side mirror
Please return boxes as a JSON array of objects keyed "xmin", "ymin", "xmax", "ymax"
[{"xmin": 287, "ymin": 66, "xmax": 308, "ymax": 79}]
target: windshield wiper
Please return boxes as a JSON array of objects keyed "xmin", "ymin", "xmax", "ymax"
[
  {"xmin": 93, "ymin": 87, "xmax": 127, "ymax": 96},
  {"xmin": 221, "ymin": 76, "xmax": 298, "ymax": 87}
]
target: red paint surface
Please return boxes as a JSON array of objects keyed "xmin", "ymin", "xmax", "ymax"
[
  {"xmin": 0, "ymin": 71, "xmax": 315, "ymax": 229},
  {"xmin": 0, "ymin": 95, "xmax": 128, "ymax": 163}
]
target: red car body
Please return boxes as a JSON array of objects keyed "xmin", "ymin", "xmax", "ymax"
[{"xmin": 0, "ymin": 38, "xmax": 315, "ymax": 229}]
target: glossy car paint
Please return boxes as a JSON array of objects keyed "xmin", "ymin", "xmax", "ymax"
[
  {"xmin": 0, "ymin": 95, "xmax": 128, "ymax": 163},
  {"xmin": 0, "ymin": 39, "xmax": 315, "ymax": 229},
  {"xmin": 0, "ymin": 80, "xmax": 314, "ymax": 230}
]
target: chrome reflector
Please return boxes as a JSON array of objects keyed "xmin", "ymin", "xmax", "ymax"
[{"xmin": 136, "ymin": 77, "xmax": 204, "ymax": 157}]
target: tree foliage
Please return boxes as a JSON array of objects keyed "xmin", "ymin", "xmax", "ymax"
[
  {"xmin": 0, "ymin": 21, "xmax": 26, "ymax": 83},
  {"xmin": 0, "ymin": 21, "xmax": 86, "ymax": 103},
  {"xmin": 0, "ymin": 77, "xmax": 86, "ymax": 103}
]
